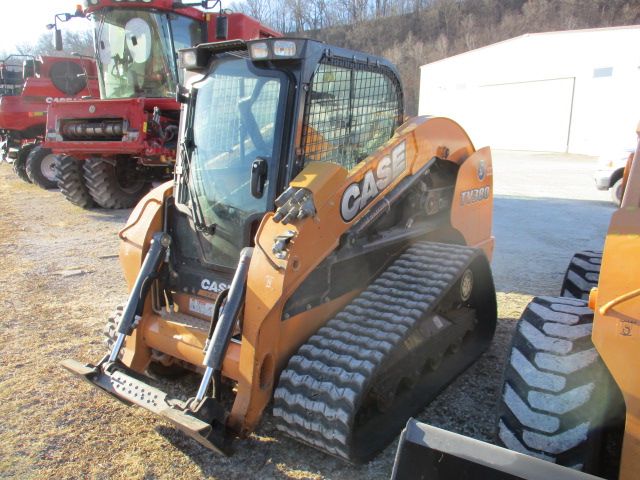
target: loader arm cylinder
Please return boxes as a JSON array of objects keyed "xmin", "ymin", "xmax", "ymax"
[
  {"xmin": 197, "ymin": 248, "xmax": 253, "ymax": 401},
  {"xmin": 109, "ymin": 231, "xmax": 171, "ymax": 362}
]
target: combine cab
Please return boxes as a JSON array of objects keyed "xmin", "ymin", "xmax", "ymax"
[
  {"xmin": 63, "ymin": 37, "xmax": 497, "ymax": 462},
  {"xmin": 0, "ymin": 54, "xmax": 97, "ymax": 188},
  {"xmin": 45, "ymin": 0, "xmax": 279, "ymax": 209}
]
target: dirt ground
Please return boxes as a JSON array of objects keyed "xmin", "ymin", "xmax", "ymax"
[{"xmin": 0, "ymin": 151, "xmax": 615, "ymax": 480}]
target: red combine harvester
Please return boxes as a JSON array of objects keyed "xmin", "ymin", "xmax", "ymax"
[
  {"xmin": 45, "ymin": 0, "xmax": 280, "ymax": 209},
  {"xmin": 0, "ymin": 54, "xmax": 97, "ymax": 189}
]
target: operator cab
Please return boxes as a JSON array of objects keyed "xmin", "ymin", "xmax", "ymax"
[
  {"xmin": 170, "ymin": 38, "xmax": 404, "ymax": 295},
  {"xmin": 93, "ymin": 8, "xmax": 204, "ymax": 98}
]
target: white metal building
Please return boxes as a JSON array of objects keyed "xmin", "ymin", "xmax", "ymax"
[{"xmin": 418, "ymin": 26, "xmax": 640, "ymax": 154}]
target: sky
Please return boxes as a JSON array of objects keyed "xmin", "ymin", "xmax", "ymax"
[
  {"xmin": 0, "ymin": 1, "xmax": 92, "ymax": 53},
  {"xmin": 0, "ymin": 1, "xmax": 232, "ymax": 54}
]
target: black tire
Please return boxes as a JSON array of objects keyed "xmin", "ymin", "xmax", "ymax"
[
  {"xmin": 103, "ymin": 305, "xmax": 123, "ymax": 353},
  {"xmin": 25, "ymin": 146, "xmax": 58, "ymax": 189},
  {"xmin": 496, "ymin": 296, "xmax": 624, "ymax": 477},
  {"xmin": 611, "ymin": 178, "xmax": 623, "ymax": 206},
  {"xmin": 559, "ymin": 251, "xmax": 602, "ymax": 300},
  {"xmin": 83, "ymin": 157, "xmax": 150, "ymax": 209},
  {"xmin": 55, "ymin": 155, "xmax": 95, "ymax": 209},
  {"xmin": 13, "ymin": 143, "xmax": 35, "ymax": 183}
]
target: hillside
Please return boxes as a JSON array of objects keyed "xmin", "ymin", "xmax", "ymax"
[{"xmin": 236, "ymin": 0, "xmax": 640, "ymax": 115}]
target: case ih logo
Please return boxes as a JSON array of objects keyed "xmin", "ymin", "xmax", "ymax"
[
  {"xmin": 45, "ymin": 97, "xmax": 75, "ymax": 104},
  {"xmin": 340, "ymin": 140, "xmax": 406, "ymax": 222}
]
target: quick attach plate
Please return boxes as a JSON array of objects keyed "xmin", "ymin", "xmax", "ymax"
[{"xmin": 61, "ymin": 359, "xmax": 231, "ymax": 455}]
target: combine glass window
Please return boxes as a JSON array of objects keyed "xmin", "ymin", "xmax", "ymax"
[
  {"xmin": 300, "ymin": 59, "xmax": 403, "ymax": 171},
  {"xmin": 93, "ymin": 10, "xmax": 202, "ymax": 98}
]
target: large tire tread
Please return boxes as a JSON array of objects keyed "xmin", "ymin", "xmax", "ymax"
[
  {"xmin": 559, "ymin": 251, "xmax": 602, "ymax": 300},
  {"xmin": 496, "ymin": 296, "xmax": 624, "ymax": 477},
  {"xmin": 13, "ymin": 143, "xmax": 36, "ymax": 183},
  {"xmin": 55, "ymin": 155, "xmax": 95, "ymax": 209},
  {"xmin": 83, "ymin": 158, "xmax": 150, "ymax": 209}
]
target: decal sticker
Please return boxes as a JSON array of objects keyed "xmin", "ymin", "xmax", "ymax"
[
  {"xmin": 340, "ymin": 140, "xmax": 407, "ymax": 222},
  {"xmin": 460, "ymin": 186, "xmax": 490, "ymax": 206},
  {"xmin": 46, "ymin": 97, "xmax": 75, "ymax": 103},
  {"xmin": 478, "ymin": 159, "xmax": 486, "ymax": 181},
  {"xmin": 201, "ymin": 278, "xmax": 229, "ymax": 294},
  {"xmin": 190, "ymin": 298, "xmax": 214, "ymax": 316}
]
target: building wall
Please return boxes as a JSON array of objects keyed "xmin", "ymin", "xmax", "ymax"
[{"xmin": 419, "ymin": 26, "xmax": 640, "ymax": 155}]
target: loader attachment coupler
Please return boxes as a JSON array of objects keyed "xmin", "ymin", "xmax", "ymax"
[
  {"xmin": 61, "ymin": 359, "xmax": 232, "ymax": 455},
  {"xmin": 61, "ymin": 241, "xmax": 254, "ymax": 455}
]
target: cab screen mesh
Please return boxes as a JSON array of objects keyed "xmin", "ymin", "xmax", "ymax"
[{"xmin": 299, "ymin": 58, "xmax": 403, "ymax": 171}]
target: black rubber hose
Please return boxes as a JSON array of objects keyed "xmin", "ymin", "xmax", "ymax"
[{"xmin": 207, "ymin": 288, "xmax": 229, "ymax": 341}]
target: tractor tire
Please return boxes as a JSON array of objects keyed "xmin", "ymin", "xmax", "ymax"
[
  {"xmin": 25, "ymin": 146, "xmax": 58, "ymax": 189},
  {"xmin": 103, "ymin": 305, "xmax": 123, "ymax": 353},
  {"xmin": 13, "ymin": 143, "xmax": 35, "ymax": 183},
  {"xmin": 55, "ymin": 155, "xmax": 95, "ymax": 209},
  {"xmin": 83, "ymin": 158, "xmax": 150, "ymax": 209},
  {"xmin": 559, "ymin": 251, "xmax": 602, "ymax": 300},
  {"xmin": 496, "ymin": 296, "xmax": 624, "ymax": 477},
  {"xmin": 611, "ymin": 178, "xmax": 623, "ymax": 207}
]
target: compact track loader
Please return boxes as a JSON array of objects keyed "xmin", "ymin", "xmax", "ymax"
[
  {"xmin": 63, "ymin": 37, "xmax": 497, "ymax": 462},
  {"xmin": 391, "ymin": 123, "xmax": 640, "ymax": 479}
]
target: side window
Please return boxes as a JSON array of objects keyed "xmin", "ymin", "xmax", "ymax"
[
  {"xmin": 170, "ymin": 16, "xmax": 204, "ymax": 83},
  {"xmin": 300, "ymin": 61, "xmax": 401, "ymax": 171}
]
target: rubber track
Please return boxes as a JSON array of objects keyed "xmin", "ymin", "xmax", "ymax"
[
  {"xmin": 273, "ymin": 242, "xmax": 478, "ymax": 461},
  {"xmin": 560, "ymin": 251, "xmax": 602, "ymax": 300}
]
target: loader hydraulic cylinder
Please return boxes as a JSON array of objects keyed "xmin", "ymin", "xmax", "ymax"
[
  {"xmin": 109, "ymin": 232, "xmax": 171, "ymax": 362},
  {"xmin": 197, "ymin": 247, "xmax": 253, "ymax": 401}
]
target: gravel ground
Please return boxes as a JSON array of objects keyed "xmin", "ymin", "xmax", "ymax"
[{"xmin": 0, "ymin": 150, "xmax": 616, "ymax": 479}]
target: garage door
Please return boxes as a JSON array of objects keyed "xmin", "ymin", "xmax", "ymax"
[{"xmin": 475, "ymin": 77, "xmax": 575, "ymax": 152}]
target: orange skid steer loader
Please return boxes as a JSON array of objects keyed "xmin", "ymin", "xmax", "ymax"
[{"xmin": 63, "ymin": 37, "xmax": 497, "ymax": 462}]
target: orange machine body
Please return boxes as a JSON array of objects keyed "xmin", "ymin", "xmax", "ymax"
[
  {"xmin": 116, "ymin": 115, "xmax": 494, "ymax": 435},
  {"xmin": 591, "ymin": 121, "xmax": 640, "ymax": 480}
]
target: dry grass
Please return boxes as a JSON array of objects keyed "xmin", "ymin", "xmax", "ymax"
[{"xmin": 0, "ymin": 163, "xmax": 531, "ymax": 479}]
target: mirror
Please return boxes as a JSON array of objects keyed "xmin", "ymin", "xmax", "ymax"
[
  {"xmin": 54, "ymin": 29, "xmax": 63, "ymax": 51},
  {"xmin": 216, "ymin": 15, "xmax": 228, "ymax": 40}
]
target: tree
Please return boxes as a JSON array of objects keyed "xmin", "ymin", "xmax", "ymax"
[{"xmin": 2, "ymin": 30, "xmax": 93, "ymax": 59}]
